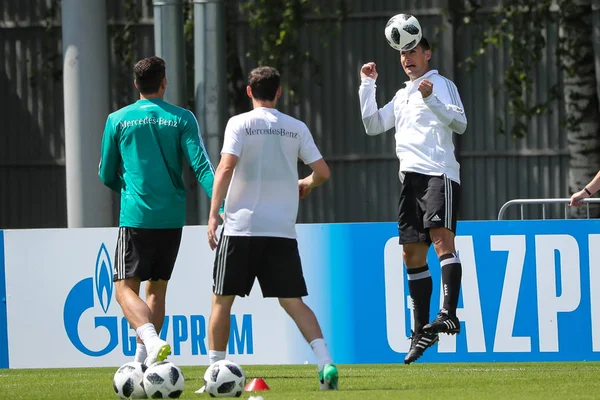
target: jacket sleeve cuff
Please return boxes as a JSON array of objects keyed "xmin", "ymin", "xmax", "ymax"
[
  {"xmin": 360, "ymin": 77, "xmax": 376, "ymax": 87},
  {"xmin": 422, "ymin": 93, "xmax": 437, "ymax": 104}
]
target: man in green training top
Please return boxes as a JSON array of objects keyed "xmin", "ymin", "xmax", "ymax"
[{"xmin": 99, "ymin": 56, "xmax": 218, "ymax": 366}]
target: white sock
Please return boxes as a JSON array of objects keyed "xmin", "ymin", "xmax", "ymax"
[
  {"xmin": 310, "ymin": 338, "xmax": 333, "ymax": 371},
  {"xmin": 209, "ymin": 350, "xmax": 226, "ymax": 365},
  {"xmin": 136, "ymin": 323, "xmax": 160, "ymax": 347},
  {"xmin": 134, "ymin": 343, "xmax": 147, "ymax": 363}
]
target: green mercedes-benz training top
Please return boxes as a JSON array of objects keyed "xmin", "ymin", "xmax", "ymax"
[{"xmin": 99, "ymin": 98, "xmax": 216, "ymax": 229}]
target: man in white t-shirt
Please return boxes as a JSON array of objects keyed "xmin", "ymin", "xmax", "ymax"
[
  {"xmin": 201, "ymin": 66, "xmax": 338, "ymax": 391},
  {"xmin": 358, "ymin": 37, "xmax": 467, "ymax": 364}
]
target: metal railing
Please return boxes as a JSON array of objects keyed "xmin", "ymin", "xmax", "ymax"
[{"xmin": 497, "ymin": 198, "xmax": 600, "ymax": 220}]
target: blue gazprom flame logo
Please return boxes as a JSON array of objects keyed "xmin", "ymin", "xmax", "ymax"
[
  {"xmin": 63, "ymin": 243, "xmax": 119, "ymax": 356},
  {"xmin": 62, "ymin": 241, "xmax": 254, "ymax": 359},
  {"xmin": 95, "ymin": 244, "xmax": 113, "ymax": 314}
]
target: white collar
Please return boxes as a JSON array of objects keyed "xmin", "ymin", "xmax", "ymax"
[{"xmin": 404, "ymin": 69, "xmax": 438, "ymax": 86}]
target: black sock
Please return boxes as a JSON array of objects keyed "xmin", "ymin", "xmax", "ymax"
[
  {"xmin": 440, "ymin": 253, "xmax": 462, "ymax": 316},
  {"xmin": 407, "ymin": 265, "xmax": 432, "ymax": 334}
]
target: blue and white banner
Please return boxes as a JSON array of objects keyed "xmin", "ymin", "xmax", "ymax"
[
  {"xmin": 306, "ymin": 221, "xmax": 600, "ymax": 363},
  {"xmin": 0, "ymin": 230, "xmax": 8, "ymax": 369},
  {"xmin": 0, "ymin": 220, "xmax": 599, "ymax": 368}
]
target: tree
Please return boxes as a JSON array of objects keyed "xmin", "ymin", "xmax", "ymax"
[
  {"xmin": 179, "ymin": 0, "xmax": 345, "ymax": 116},
  {"xmin": 455, "ymin": 0, "xmax": 600, "ymax": 217},
  {"xmin": 225, "ymin": 0, "xmax": 347, "ymax": 114},
  {"xmin": 560, "ymin": 0, "xmax": 600, "ymax": 217}
]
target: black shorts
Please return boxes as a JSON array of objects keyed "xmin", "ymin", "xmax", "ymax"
[
  {"xmin": 213, "ymin": 235, "xmax": 308, "ymax": 298},
  {"xmin": 113, "ymin": 227, "xmax": 183, "ymax": 282},
  {"xmin": 398, "ymin": 172, "xmax": 460, "ymax": 245}
]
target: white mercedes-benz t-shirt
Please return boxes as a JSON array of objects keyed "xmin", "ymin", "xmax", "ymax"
[{"xmin": 221, "ymin": 107, "xmax": 323, "ymax": 238}]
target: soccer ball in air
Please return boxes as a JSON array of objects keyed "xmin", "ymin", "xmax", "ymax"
[
  {"xmin": 384, "ymin": 13, "xmax": 422, "ymax": 52},
  {"xmin": 113, "ymin": 361, "xmax": 147, "ymax": 399},
  {"xmin": 143, "ymin": 361, "xmax": 185, "ymax": 398},
  {"xmin": 204, "ymin": 360, "xmax": 246, "ymax": 398}
]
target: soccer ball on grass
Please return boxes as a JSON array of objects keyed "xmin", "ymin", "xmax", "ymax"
[
  {"xmin": 113, "ymin": 361, "xmax": 147, "ymax": 399},
  {"xmin": 204, "ymin": 360, "xmax": 246, "ymax": 398},
  {"xmin": 384, "ymin": 13, "xmax": 422, "ymax": 52},
  {"xmin": 143, "ymin": 361, "xmax": 185, "ymax": 399}
]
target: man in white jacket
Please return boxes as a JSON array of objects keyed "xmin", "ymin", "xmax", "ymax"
[{"xmin": 358, "ymin": 37, "xmax": 467, "ymax": 364}]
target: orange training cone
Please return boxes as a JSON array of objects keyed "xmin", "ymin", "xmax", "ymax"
[{"xmin": 244, "ymin": 377, "xmax": 270, "ymax": 391}]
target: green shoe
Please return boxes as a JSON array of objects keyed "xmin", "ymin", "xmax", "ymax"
[{"xmin": 318, "ymin": 364, "xmax": 339, "ymax": 390}]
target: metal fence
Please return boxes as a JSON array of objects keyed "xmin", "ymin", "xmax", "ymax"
[{"xmin": 497, "ymin": 198, "xmax": 600, "ymax": 220}]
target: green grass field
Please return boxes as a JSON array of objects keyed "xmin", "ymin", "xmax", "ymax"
[{"xmin": 2, "ymin": 363, "xmax": 600, "ymax": 399}]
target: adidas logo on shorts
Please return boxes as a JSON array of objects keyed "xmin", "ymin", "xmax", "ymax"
[{"xmin": 431, "ymin": 214, "xmax": 441, "ymax": 222}]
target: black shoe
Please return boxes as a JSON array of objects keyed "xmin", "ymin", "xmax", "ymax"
[
  {"xmin": 423, "ymin": 310, "xmax": 460, "ymax": 335},
  {"xmin": 404, "ymin": 331, "xmax": 439, "ymax": 365}
]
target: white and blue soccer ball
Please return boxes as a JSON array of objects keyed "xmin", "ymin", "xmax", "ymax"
[
  {"xmin": 203, "ymin": 360, "xmax": 246, "ymax": 398},
  {"xmin": 113, "ymin": 361, "xmax": 147, "ymax": 399},
  {"xmin": 384, "ymin": 13, "xmax": 423, "ymax": 52},
  {"xmin": 143, "ymin": 361, "xmax": 185, "ymax": 399}
]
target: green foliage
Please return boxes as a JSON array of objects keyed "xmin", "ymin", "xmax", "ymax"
[
  {"xmin": 31, "ymin": 0, "xmax": 346, "ymax": 113},
  {"xmin": 179, "ymin": 0, "xmax": 348, "ymax": 112},
  {"xmin": 452, "ymin": 0, "xmax": 577, "ymax": 138},
  {"xmin": 239, "ymin": 0, "xmax": 347, "ymax": 102}
]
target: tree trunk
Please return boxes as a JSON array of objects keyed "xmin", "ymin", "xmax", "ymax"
[{"xmin": 561, "ymin": 0, "xmax": 600, "ymax": 217}]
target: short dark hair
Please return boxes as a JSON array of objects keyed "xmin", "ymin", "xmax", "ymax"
[
  {"xmin": 134, "ymin": 56, "xmax": 166, "ymax": 95},
  {"xmin": 417, "ymin": 37, "xmax": 431, "ymax": 51},
  {"xmin": 248, "ymin": 66, "xmax": 280, "ymax": 101}
]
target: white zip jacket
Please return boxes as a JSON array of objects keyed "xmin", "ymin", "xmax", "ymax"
[{"xmin": 359, "ymin": 69, "xmax": 467, "ymax": 184}]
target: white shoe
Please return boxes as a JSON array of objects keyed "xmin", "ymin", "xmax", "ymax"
[
  {"xmin": 144, "ymin": 340, "xmax": 171, "ymax": 366},
  {"xmin": 194, "ymin": 385, "xmax": 206, "ymax": 394}
]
